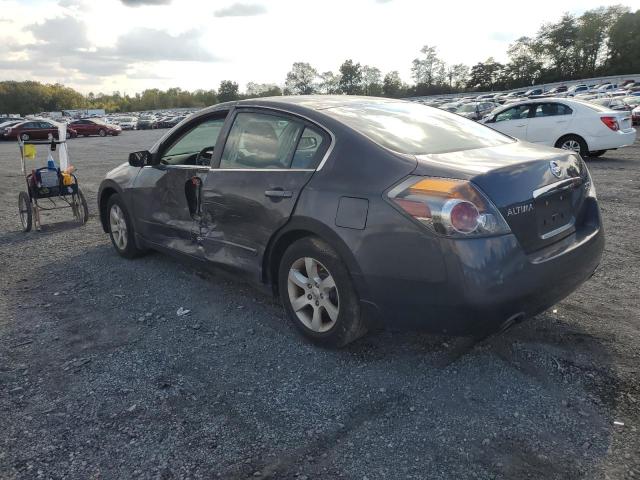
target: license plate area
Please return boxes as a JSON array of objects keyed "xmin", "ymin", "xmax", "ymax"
[{"xmin": 535, "ymin": 190, "xmax": 576, "ymax": 240}]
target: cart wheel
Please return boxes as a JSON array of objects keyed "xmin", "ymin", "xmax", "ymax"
[
  {"xmin": 18, "ymin": 191, "xmax": 32, "ymax": 232},
  {"xmin": 75, "ymin": 188, "xmax": 89, "ymax": 224}
]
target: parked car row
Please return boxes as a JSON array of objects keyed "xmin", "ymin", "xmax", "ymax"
[{"xmin": 105, "ymin": 111, "xmax": 195, "ymax": 130}]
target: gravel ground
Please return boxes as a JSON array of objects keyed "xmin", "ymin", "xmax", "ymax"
[{"xmin": 0, "ymin": 130, "xmax": 639, "ymax": 480}]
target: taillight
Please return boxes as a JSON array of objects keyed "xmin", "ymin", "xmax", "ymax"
[
  {"xmin": 387, "ymin": 177, "xmax": 511, "ymax": 238},
  {"xmin": 600, "ymin": 116, "xmax": 619, "ymax": 131}
]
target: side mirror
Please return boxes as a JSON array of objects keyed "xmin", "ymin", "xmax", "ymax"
[{"xmin": 129, "ymin": 150, "xmax": 152, "ymax": 167}]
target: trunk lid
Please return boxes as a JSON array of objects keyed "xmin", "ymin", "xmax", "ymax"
[{"xmin": 414, "ymin": 141, "xmax": 589, "ymax": 253}]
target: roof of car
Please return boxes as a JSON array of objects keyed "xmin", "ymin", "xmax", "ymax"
[{"xmin": 213, "ymin": 95, "xmax": 404, "ymax": 113}]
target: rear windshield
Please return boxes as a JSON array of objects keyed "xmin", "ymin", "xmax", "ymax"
[
  {"xmin": 571, "ymin": 99, "xmax": 614, "ymax": 112},
  {"xmin": 323, "ymin": 102, "xmax": 513, "ymax": 155}
]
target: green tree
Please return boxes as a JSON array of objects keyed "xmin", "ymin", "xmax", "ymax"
[
  {"xmin": 411, "ymin": 45, "xmax": 443, "ymax": 86},
  {"xmin": 318, "ymin": 71, "xmax": 341, "ymax": 94},
  {"xmin": 338, "ymin": 59, "xmax": 363, "ymax": 95},
  {"xmin": 218, "ymin": 80, "xmax": 239, "ymax": 103},
  {"xmin": 284, "ymin": 62, "xmax": 318, "ymax": 95},
  {"xmin": 467, "ymin": 58, "xmax": 504, "ymax": 91},
  {"xmin": 361, "ymin": 66, "xmax": 383, "ymax": 96},
  {"xmin": 607, "ymin": 9, "xmax": 640, "ymax": 74},
  {"xmin": 502, "ymin": 37, "xmax": 543, "ymax": 88},
  {"xmin": 382, "ymin": 71, "xmax": 405, "ymax": 98}
]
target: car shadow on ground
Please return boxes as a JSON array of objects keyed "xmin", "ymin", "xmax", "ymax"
[{"xmin": 3, "ymin": 242, "xmax": 622, "ymax": 479}]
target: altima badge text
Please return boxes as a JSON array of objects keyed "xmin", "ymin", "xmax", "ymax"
[{"xmin": 507, "ymin": 203, "xmax": 534, "ymax": 216}]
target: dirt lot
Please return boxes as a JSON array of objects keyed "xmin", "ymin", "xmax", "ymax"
[{"xmin": 0, "ymin": 130, "xmax": 639, "ymax": 480}]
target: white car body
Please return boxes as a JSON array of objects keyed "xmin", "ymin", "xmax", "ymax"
[
  {"xmin": 117, "ymin": 118, "xmax": 138, "ymax": 130},
  {"xmin": 481, "ymin": 98, "xmax": 636, "ymax": 154},
  {"xmin": 632, "ymin": 106, "xmax": 640, "ymax": 125}
]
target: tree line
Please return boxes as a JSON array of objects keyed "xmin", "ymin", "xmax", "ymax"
[{"xmin": 1, "ymin": 6, "xmax": 638, "ymax": 114}]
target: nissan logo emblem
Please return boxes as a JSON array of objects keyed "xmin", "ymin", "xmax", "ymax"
[{"xmin": 549, "ymin": 161, "xmax": 563, "ymax": 178}]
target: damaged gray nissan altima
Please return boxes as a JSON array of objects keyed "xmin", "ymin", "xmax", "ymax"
[{"xmin": 98, "ymin": 96, "xmax": 604, "ymax": 347}]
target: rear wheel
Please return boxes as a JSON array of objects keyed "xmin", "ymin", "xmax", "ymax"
[
  {"xmin": 74, "ymin": 188, "xmax": 89, "ymax": 224},
  {"xmin": 588, "ymin": 150, "xmax": 607, "ymax": 157},
  {"xmin": 18, "ymin": 192, "xmax": 32, "ymax": 232},
  {"xmin": 555, "ymin": 135, "xmax": 588, "ymax": 157},
  {"xmin": 107, "ymin": 194, "xmax": 145, "ymax": 258},
  {"xmin": 278, "ymin": 237, "xmax": 367, "ymax": 347}
]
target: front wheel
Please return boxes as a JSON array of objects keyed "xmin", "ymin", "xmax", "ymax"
[
  {"xmin": 98, "ymin": 129, "xmax": 106, "ymax": 137},
  {"xmin": 278, "ymin": 237, "xmax": 367, "ymax": 347},
  {"xmin": 556, "ymin": 135, "xmax": 588, "ymax": 157},
  {"xmin": 106, "ymin": 194, "xmax": 145, "ymax": 259},
  {"xmin": 20, "ymin": 133, "xmax": 30, "ymax": 141}
]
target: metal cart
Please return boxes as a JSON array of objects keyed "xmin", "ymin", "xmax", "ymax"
[{"xmin": 18, "ymin": 137, "xmax": 89, "ymax": 232}]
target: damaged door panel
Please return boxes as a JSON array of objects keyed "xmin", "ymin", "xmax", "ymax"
[
  {"xmin": 200, "ymin": 109, "xmax": 331, "ymax": 280},
  {"xmin": 131, "ymin": 114, "xmax": 227, "ymax": 257}
]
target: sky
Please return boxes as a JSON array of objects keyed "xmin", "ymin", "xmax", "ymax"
[{"xmin": 0, "ymin": 0, "xmax": 639, "ymax": 94}]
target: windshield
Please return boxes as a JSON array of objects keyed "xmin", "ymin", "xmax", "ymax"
[
  {"xmin": 324, "ymin": 101, "xmax": 513, "ymax": 155},
  {"xmin": 457, "ymin": 104, "xmax": 478, "ymax": 113}
]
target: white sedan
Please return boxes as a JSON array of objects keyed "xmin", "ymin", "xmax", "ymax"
[{"xmin": 481, "ymin": 98, "xmax": 636, "ymax": 157}]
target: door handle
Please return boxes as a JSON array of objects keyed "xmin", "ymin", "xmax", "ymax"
[{"xmin": 265, "ymin": 189, "xmax": 293, "ymax": 198}]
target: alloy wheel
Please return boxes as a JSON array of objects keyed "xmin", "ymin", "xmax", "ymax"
[
  {"xmin": 109, "ymin": 204, "xmax": 128, "ymax": 250},
  {"xmin": 561, "ymin": 139, "xmax": 581, "ymax": 153},
  {"xmin": 287, "ymin": 257, "xmax": 339, "ymax": 333}
]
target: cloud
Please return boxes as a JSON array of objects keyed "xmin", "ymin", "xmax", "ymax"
[
  {"xmin": 2, "ymin": 16, "xmax": 217, "ymax": 83},
  {"xmin": 28, "ymin": 15, "xmax": 90, "ymax": 50},
  {"xmin": 116, "ymin": 28, "xmax": 217, "ymax": 62},
  {"xmin": 214, "ymin": 3, "xmax": 267, "ymax": 17},
  {"xmin": 120, "ymin": 0, "xmax": 172, "ymax": 6}
]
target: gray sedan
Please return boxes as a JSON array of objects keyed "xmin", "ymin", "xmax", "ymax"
[{"xmin": 98, "ymin": 96, "xmax": 604, "ymax": 347}]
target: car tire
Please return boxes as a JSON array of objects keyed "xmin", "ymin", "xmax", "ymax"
[
  {"xmin": 588, "ymin": 150, "xmax": 607, "ymax": 157},
  {"xmin": 278, "ymin": 236, "xmax": 367, "ymax": 347},
  {"xmin": 20, "ymin": 133, "xmax": 29, "ymax": 141},
  {"xmin": 555, "ymin": 135, "xmax": 588, "ymax": 157},
  {"xmin": 99, "ymin": 129, "xmax": 106, "ymax": 137},
  {"xmin": 106, "ymin": 194, "xmax": 145, "ymax": 259}
]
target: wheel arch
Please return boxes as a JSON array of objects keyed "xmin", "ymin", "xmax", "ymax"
[
  {"xmin": 555, "ymin": 132, "xmax": 590, "ymax": 152},
  {"xmin": 262, "ymin": 216, "xmax": 366, "ymax": 298},
  {"xmin": 98, "ymin": 181, "xmax": 122, "ymax": 233}
]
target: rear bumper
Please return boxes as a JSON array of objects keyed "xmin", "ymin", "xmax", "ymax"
[
  {"xmin": 359, "ymin": 198, "xmax": 604, "ymax": 335},
  {"xmin": 589, "ymin": 128, "xmax": 636, "ymax": 151}
]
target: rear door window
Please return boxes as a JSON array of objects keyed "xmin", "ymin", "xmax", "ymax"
[
  {"xmin": 220, "ymin": 112, "xmax": 303, "ymax": 169},
  {"xmin": 291, "ymin": 127, "xmax": 327, "ymax": 169},
  {"xmin": 532, "ymin": 103, "xmax": 573, "ymax": 117}
]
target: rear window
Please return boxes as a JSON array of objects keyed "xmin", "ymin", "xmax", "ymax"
[{"xmin": 323, "ymin": 102, "xmax": 513, "ymax": 155}]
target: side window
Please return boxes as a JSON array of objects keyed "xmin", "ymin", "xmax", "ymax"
[
  {"xmin": 161, "ymin": 116, "xmax": 226, "ymax": 166},
  {"xmin": 291, "ymin": 127, "xmax": 326, "ymax": 169},
  {"xmin": 495, "ymin": 105, "xmax": 530, "ymax": 122},
  {"xmin": 220, "ymin": 112, "xmax": 303, "ymax": 169},
  {"xmin": 40, "ymin": 122, "xmax": 52, "ymax": 128},
  {"xmin": 533, "ymin": 103, "xmax": 573, "ymax": 117},
  {"xmin": 557, "ymin": 104, "xmax": 573, "ymax": 115}
]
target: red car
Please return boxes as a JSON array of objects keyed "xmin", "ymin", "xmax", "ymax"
[
  {"xmin": 3, "ymin": 120, "xmax": 78, "ymax": 141},
  {"xmin": 68, "ymin": 119, "xmax": 121, "ymax": 137}
]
